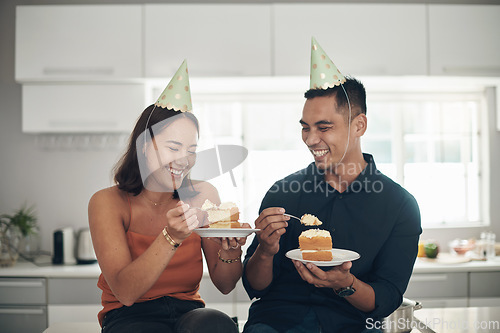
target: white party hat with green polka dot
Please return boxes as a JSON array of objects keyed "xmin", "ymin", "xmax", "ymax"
[
  {"xmin": 310, "ymin": 37, "xmax": 346, "ymax": 90},
  {"xmin": 154, "ymin": 59, "xmax": 192, "ymax": 112}
]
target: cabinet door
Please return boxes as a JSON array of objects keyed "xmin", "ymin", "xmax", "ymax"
[
  {"xmin": 0, "ymin": 278, "xmax": 46, "ymax": 305},
  {"xmin": 0, "ymin": 306, "xmax": 47, "ymax": 333},
  {"xmin": 469, "ymin": 271, "xmax": 500, "ymax": 297},
  {"xmin": 404, "ymin": 272, "xmax": 467, "ymax": 298},
  {"xmin": 273, "ymin": 4, "xmax": 428, "ymax": 76},
  {"xmin": 428, "ymin": 5, "xmax": 500, "ymax": 76},
  {"xmin": 144, "ymin": 4, "xmax": 272, "ymax": 77},
  {"xmin": 22, "ymin": 84, "xmax": 145, "ymax": 133},
  {"xmin": 15, "ymin": 5, "xmax": 142, "ymax": 81}
]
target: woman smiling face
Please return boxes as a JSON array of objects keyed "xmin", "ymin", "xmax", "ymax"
[{"xmin": 142, "ymin": 116, "xmax": 198, "ymax": 192}]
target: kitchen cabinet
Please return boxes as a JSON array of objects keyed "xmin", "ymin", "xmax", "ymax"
[
  {"xmin": 272, "ymin": 4, "xmax": 428, "ymax": 76},
  {"xmin": 405, "ymin": 272, "xmax": 468, "ymax": 299},
  {"xmin": 15, "ymin": 5, "xmax": 142, "ymax": 82},
  {"xmin": 428, "ymin": 5, "xmax": 500, "ymax": 76},
  {"xmin": 144, "ymin": 4, "xmax": 272, "ymax": 77},
  {"xmin": 407, "ymin": 261, "xmax": 500, "ymax": 308},
  {"xmin": 22, "ymin": 84, "xmax": 145, "ymax": 133},
  {"xmin": 469, "ymin": 271, "xmax": 500, "ymax": 307},
  {"xmin": 0, "ymin": 277, "xmax": 48, "ymax": 333},
  {"xmin": 47, "ymin": 278, "xmax": 101, "ymax": 325}
]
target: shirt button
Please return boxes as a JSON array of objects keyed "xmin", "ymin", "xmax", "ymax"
[{"xmin": 338, "ymin": 195, "xmax": 343, "ymax": 199}]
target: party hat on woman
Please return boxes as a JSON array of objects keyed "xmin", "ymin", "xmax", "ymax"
[{"xmin": 154, "ymin": 59, "xmax": 192, "ymax": 112}]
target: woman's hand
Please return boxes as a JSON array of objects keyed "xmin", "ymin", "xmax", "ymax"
[
  {"xmin": 207, "ymin": 222, "xmax": 251, "ymax": 250},
  {"xmin": 165, "ymin": 201, "xmax": 199, "ymax": 244}
]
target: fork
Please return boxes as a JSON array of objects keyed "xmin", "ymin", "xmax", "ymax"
[{"xmin": 283, "ymin": 213, "xmax": 301, "ymax": 221}]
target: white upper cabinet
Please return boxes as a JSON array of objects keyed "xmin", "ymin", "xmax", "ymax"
[
  {"xmin": 428, "ymin": 5, "xmax": 500, "ymax": 76},
  {"xmin": 15, "ymin": 5, "xmax": 142, "ymax": 81},
  {"xmin": 273, "ymin": 4, "xmax": 428, "ymax": 76},
  {"xmin": 144, "ymin": 4, "xmax": 272, "ymax": 77},
  {"xmin": 22, "ymin": 84, "xmax": 145, "ymax": 133}
]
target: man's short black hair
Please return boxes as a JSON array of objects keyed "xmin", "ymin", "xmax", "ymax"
[{"xmin": 304, "ymin": 77, "xmax": 367, "ymax": 122}]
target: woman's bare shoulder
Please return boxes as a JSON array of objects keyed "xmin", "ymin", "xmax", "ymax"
[{"xmin": 89, "ymin": 186, "xmax": 129, "ymax": 209}]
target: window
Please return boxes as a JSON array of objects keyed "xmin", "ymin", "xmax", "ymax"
[
  {"xmin": 151, "ymin": 78, "xmax": 488, "ymax": 229},
  {"xmin": 364, "ymin": 92, "xmax": 484, "ymax": 227}
]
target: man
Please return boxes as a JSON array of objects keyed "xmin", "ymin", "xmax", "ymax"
[{"xmin": 242, "ymin": 38, "xmax": 421, "ymax": 333}]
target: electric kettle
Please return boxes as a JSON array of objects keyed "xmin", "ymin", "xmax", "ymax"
[{"xmin": 76, "ymin": 228, "xmax": 97, "ymax": 264}]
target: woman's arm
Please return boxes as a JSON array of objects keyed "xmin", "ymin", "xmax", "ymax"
[
  {"xmin": 88, "ymin": 188, "xmax": 192, "ymax": 306},
  {"xmin": 203, "ymin": 237, "xmax": 243, "ymax": 295},
  {"xmin": 196, "ymin": 183, "xmax": 246, "ymax": 295}
]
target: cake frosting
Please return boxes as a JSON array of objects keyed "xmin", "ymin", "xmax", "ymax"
[
  {"xmin": 300, "ymin": 214, "xmax": 323, "ymax": 226},
  {"xmin": 300, "ymin": 229, "xmax": 331, "ymax": 239}
]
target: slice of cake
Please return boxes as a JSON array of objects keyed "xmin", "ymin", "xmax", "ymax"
[
  {"xmin": 201, "ymin": 199, "xmax": 241, "ymax": 228},
  {"xmin": 300, "ymin": 214, "xmax": 323, "ymax": 226},
  {"xmin": 299, "ymin": 229, "xmax": 333, "ymax": 261}
]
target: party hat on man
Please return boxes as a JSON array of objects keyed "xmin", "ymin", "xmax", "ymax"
[
  {"xmin": 154, "ymin": 59, "xmax": 192, "ymax": 112},
  {"xmin": 310, "ymin": 37, "xmax": 346, "ymax": 90}
]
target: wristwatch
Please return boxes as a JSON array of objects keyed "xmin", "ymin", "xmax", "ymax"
[{"xmin": 334, "ymin": 275, "xmax": 356, "ymax": 297}]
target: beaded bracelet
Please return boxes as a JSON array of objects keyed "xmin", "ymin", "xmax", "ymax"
[
  {"xmin": 162, "ymin": 227, "xmax": 181, "ymax": 250},
  {"xmin": 218, "ymin": 249, "xmax": 241, "ymax": 263}
]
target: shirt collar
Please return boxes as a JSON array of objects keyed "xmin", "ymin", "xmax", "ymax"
[{"xmin": 308, "ymin": 153, "xmax": 380, "ymax": 194}]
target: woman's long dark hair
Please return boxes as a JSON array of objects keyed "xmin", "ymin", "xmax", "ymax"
[{"xmin": 114, "ymin": 104, "xmax": 200, "ymax": 198}]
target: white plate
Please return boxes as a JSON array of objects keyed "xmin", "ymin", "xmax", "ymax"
[
  {"xmin": 193, "ymin": 228, "xmax": 259, "ymax": 238},
  {"xmin": 285, "ymin": 248, "xmax": 360, "ymax": 267}
]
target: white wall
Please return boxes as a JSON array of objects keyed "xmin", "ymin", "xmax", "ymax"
[{"xmin": 1, "ymin": 0, "xmax": 500, "ymax": 254}]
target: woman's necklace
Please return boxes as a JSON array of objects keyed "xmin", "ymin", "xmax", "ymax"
[{"xmin": 141, "ymin": 192, "xmax": 171, "ymax": 206}]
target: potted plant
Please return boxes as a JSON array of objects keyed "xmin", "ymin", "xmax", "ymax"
[{"xmin": 0, "ymin": 204, "xmax": 38, "ymax": 267}]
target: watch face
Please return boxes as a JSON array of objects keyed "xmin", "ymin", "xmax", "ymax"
[{"xmin": 337, "ymin": 287, "xmax": 356, "ymax": 297}]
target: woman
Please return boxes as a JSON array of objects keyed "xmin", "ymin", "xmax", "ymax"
[{"xmin": 89, "ymin": 63, "xmax": 247, "ymax": 332}]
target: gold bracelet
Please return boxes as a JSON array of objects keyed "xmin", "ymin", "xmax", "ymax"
[
  {"xmin": 218, "ymin": 249, "xmax": 241, "ymax": 263},
  {"xmin": 162, "ymin": 227, "xmax": 181, "ymax": 250}
]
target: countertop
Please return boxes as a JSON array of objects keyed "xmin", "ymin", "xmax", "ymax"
[
  {"xmin": 413, "ymin": 255, "xmax": 500, "ymax": 273},
  {"xmin": 1, "ymin": 256, "xmax": 499, "ymax": 278},
  {"xmin": 412, "ymin": 307, "xmax": 500, "ymax": 333},
  {"xmin": 0, "ymin": 260, "xmax": 101, "ymax": 278}
]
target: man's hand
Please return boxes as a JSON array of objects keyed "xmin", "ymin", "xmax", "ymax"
[
  {"xmin": 293, "ymin": 260, "xmax": 353, "ymax": 289},
  {"xmin": 255, "ymin": 207, "xmax": 289, "ymax": 257}
]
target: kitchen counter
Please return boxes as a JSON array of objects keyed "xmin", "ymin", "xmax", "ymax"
[
  {"xmin": 0, "ymin": 260, "xmax": 101, "ymax": 278},
  {"xmin": 413, "ymin": 256, "xmax": 500, "ymax": 273},
  {"xmin": 413, "ymin": 307, "xmax": 500, "ymax": 333},
  {"xmin": 1, "ymin": 256, "xmax": 499, "ymax": 278}
]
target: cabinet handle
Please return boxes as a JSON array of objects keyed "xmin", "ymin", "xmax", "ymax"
[
  {"xmin": 42, "ymin": 67, "xmax": 114, "ymax": 75},
  {"xmin": 442, "ymin": 66, "xmax": 500, "ymax": 75},
  {"xmin": 48, "ymin": 120, "xmax": 118, "ymax": 128},
  {"xmin": 0, "ymin": 307, "xmax": 45, "ymax": 315},
  {"xmin": 410, "ymin": 274, "xmax": 448, "ymax": 282},
  {"xmin": 0, "ymin": 280, "xmax": 45, "ymax": 288}
]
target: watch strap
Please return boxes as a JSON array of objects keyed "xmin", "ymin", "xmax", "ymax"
[{"xmin": 334, "ymin": 274, "xmax": 356, "ymax": 297}]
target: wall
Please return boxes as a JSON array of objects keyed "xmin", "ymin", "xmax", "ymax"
[{"xmin": 1, "ymin": 0, "xmax": 500, "ymax": 254}]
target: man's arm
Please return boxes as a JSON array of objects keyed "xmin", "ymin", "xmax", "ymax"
[
  {"xmin": 294, "ymin": 260, "xmax": 375, "ymax": 312},
  {"xmin": 245, "ymin": 207, "xmax": 289, "ymax": 291}
]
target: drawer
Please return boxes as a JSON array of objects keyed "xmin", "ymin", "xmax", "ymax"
[
  {"xmin": 404, "ymin": 273, "xmax": 467, "ymax": 298},
  {"xmin": 469, "ymin": 272, "xmax": 500, "ymax": 297},
  {"xmin": 0, "ymin": 278, "xmax": 46, "ymax": 305},
  {"xmin": 48, "ymin": 278, "xmax": 101, "ymax": 304},
  {"xmin": 0, "ymin": 305, "xmax": 47, "ymax": 333}
]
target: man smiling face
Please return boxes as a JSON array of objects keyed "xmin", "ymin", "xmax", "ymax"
[{"xmin": 300, "ymin": 94, "xmax": 366, "ymax": 175}]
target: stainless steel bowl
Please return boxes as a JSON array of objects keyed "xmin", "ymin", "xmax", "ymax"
[{"xmin": 382, "ymin": 298, "xmax": 422, "ymax": 333}]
